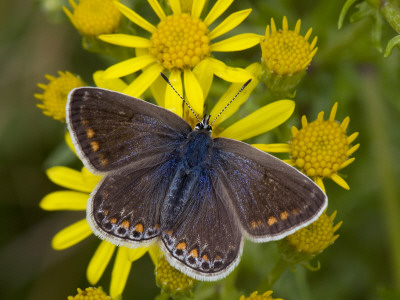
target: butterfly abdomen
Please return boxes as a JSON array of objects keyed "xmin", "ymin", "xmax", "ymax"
[{"xmin": 160, "ymin": 130, "xmax": 214, "ymax": 229}]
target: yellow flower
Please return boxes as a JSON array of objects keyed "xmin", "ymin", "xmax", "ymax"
[
  {"xmin": 254, "ymin": 102, "xmax": 359, "ymax": 192},
  {"xmin": 286, "ymin": 211, "xmax": 342, "ymax": 255},
  {"xmin": 98, "ymin": 0, "xmax": 261, "ymax": 116},
  {"xmin": 277, "ymin": 211, "xmax": 342, "ymax": 265},
  {"xmin": 63, "ymin": 0, "xmax": 121, "ymax": 37},
  {"xmin": 68, "ymin": 287, "xmax": 111, "ymax": 300},
  {"xmin": 34, "ymin": 71, "xmax": 85, "ymax": 122},
  {"xmin": 260, "ymin": 17, "xmax": 318, "ymax": 96},
  {"xmin": 155, "ymin": 256, "xmax": 195, "ymax": 297},
  {"xmin": 239, "ymin": 290, "xmax": 283, "ymax": 300}
]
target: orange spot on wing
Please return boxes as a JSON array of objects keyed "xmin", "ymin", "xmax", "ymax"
[
  {"xmin": 215, "ymin": 255, "xmax": 222, "ymax": 260},
  {"xmin": 121, "ymin": 220, "xmax": 130, "ymax": 229},
  {"xmin": 202, "ymin": 254, "xmax": 209, "ymax": 261},
  {"xmin": 267, "ymin": 216, "xmax": 278, "ymax": 226},
  {"xmin": 292, "ymin": 208, "xmax": 300, "ymax": 215},
  {"xmin": 280, "ymin": 211, "xmax": 289, "ymax": 220},
  {"xmin": 82, "ymin": 119, "xmax": 89, "ymax": 126},
  {"xmin": 90, "ymin": 141, "xmax": 99, "ymax": 152},
  {"xmin": 86, "ymin": 128, "xmax": 95, "ymax": 138},
  {"xmin": 135, "ymin": 223, "xmax": 144, "ymax": 233},
  {"xmin": 190, "ymin": 249, "xmax": 198, "ymax": 258},
  {"xmin": 110, "ymin": 217, "xmax": 117, "ymax": 224},
  {"xmin": 176, "ymin": 242, "xmax": 187, "ymax": 250},
  {"xmin": 166, "ymin": 230, "xmax": 173, "ymax": 235}
]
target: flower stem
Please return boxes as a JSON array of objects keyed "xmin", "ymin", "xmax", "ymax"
[
  {"xmin": 361, "ymin": 67, "xmax": 400, "ymax": 289},
  {"xmin": 257, "ymin": 257, "xmax": 289, "ymax": 293}
]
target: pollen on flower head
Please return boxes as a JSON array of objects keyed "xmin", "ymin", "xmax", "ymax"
[
  {"xmin": 67, "ymin": 287, "xmax": 111, "ymax": 300},
  {"xmin": 260, "ymin": 16, "xmax": 318, "ymax": 76},
  {"xmin": 286, "ymin": 211, "xmax": 342, "ymax": 255},
  {"xmin": 150, "ymin": 14, "xmax": 210, "ymax": 70},
  {"xmin": 34, "ymin": 71, "xmax": 85, "ymax": 122},
  {"xmin": 239, "ymin": 290, "xmax": 283, "ymax": 300},
  {"xmin": 289, "ymin": 102, "xmax": 359, "ymax": 190},
  {"xmin": 63, "ymin": 0, "xmax": 121, "ymax": 37},
  {"xmin": 155, "ymin": 256, "xmax": 195, "ymax": 296}
]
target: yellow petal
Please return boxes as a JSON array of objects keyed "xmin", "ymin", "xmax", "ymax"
[
  {"xmin": 65, "ymin": 131, "xmax": 77, "ymax": 155},
  {"xmin": 314, "ymin": 177, "xmax": 326, "ymax": 193},
  {"xmin": 331, "ymin": 173, "xmax": 350, "ymax": 190},
  {"xmin": 192, "ymin": 58, "xmax": 214, "ymax": 99},
  {"xmin": 211, "ymin": 33, "xmax": 262, "ymax": 52},
  {"xmin": 347, "ymin": 132, "xmax": 359, "ymax": 144},
  {"xmin": 191, "ymin": 0, "xmax": 206, "ymax": 19},
  {"xmin": 204, "ymin": 0, "xmax": 233, "ymax": 26},
  {"xmin": 102, "ymin": 55, "xmax": 156, "ymax": 79},
  {"xmin": 40, "ymin": 191, "xmax": 88, "ymax": 211},
  {"xmin": 148, "ymin": 245, "xmax": 162, "ymax": 265},
  {"xmin": 46, "ymin": 167, "xmax": 96, "ymax": 192},
  {"xmin": 329, "ymin": 102, "xmax": 338, "ymax": 121},
  {"xmin": 150, "ymin": 74, "xmax": 167, "ymax": 106},
  {"xmin": 346, "ymin": 143, "xmax": 360, "ymax": 156},
  {"xmin": 123, "ymin": 63, "xmax": 164, "ymax": 97},
  {"xmin": 165, "ymin": 69, "xmax": 183, "ymax": 117},
  {"xmin": 210, "ymin": 62, "xmax": 260, "ymax": 126},
  {"xmin": 210, "ymin": 58, "xmax": 253, "ymax": 82},
  {"xmin": 341, "ymin": 157, "xmax": 355, "ymax": 169},
  {"xmin": 184, "ymin": 68, "xmax": 204, "ymax": 116},
  {"xmin": 252, "ymin": 143, "xmax": 291, "ymax": 153},
  {"xmin": 115, "ymin": 1, "xmax": 156, "ymax": 33},
  {"xmin": 87, "ymin": 241, "xmax": 116, "ymax": 284},
  {"xmin": 128, "ymin": 247, "xmax": 149, "ymax": 261},
  {"xmin": 93, "ymin": 70, "xmax": 127, "ymax": 92},
  {"xmin": 52, "ymin": 219, "xmax": 92, "ymax": 250},
  {"xmin": 218, "ymin": 100, "xmax": 295, "ymax": 140},
  {"xmin": 209, "ymin": 9, "xmax": 252, "ymax": 40},
  {"xmin": 110, "ymin": 247, "xmax": 132, "ymax": 298},
  {"xmin": 148, "ymin": 0, "xmax": 166, "ymax": 20},
  {"xmin": 169, "ymin": 0, "xmax": 181, "ymax": 14},
  {"xmin": 98, "ymin": 34, "xmax": 151, "ymax": 48}
]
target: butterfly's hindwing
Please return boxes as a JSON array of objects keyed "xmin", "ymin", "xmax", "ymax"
[
  {"xmin": 88, "ymin": 152, "xmax": 182, "ymax": 246},
  {"xmin": 161, "ymin": 167, "xmax": 242, "ymax": 281},
  {"xmin": 213, "ymin": 137, "xmax": 327, "ymax": 242},
  {"xmin": 67, "ymin": 87, "xmax": 191, "ymax": 173}
]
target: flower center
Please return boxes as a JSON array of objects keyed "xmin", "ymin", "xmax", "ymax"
[
  {"xmin": 150, "ymin": 14, "xmax": 210, "ymax": 70},
  {"xmin": 290, "ymin": 119, "xmax": 349, "ymax": 178},
  {"xmin": 72, "ymin": 0, "xmax": 121, "ymax": 36},
  {"xmin": 261, "ymin": 29, "xmax": 313, "ymax": 75},
  {"xmin": 35, "ymin": 71, "xmax": 85, "ymax": 122}
]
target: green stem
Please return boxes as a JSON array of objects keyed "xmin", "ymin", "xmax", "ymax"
[
  {"xmin": 257, "ymin": 257, "xmax": 290, "ymax": 293},
  {"xmin": 361, "ymin": 68, "xmax": 400, "ymax": 289},
  {"xmin": 381, "ymin": 0, "xmax": 400, "ymax": 33}
]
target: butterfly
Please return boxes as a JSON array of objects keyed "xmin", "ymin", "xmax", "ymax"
[{"xmin": 66, "ymin": 82, "xmax": 327, "ymax": 281}]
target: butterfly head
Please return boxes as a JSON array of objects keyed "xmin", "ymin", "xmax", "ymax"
[{"xmin": 195, "ymin": 115, "xmax": 212, "ymax": 133}]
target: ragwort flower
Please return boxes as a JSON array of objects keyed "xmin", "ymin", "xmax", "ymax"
[
  {"xmin": 68, "ymin": 287, "xmax": 111, "ymax": 300},
  {"xmin": 239, "ymin": 290, "xmax": 283, "ymax": 300},
  {"xmin": 99, "ymin": 0, "xmax": 260, "ymax": 116},
  {"xmin": 34, "ymin": 71, "xmax": 85, "ymax": 122},
  {"xmin": 63, "ymin": 0, "xmax": 121, "ymax": 37},
  {"xmin": 254, "ymin": 103, "xmax": 359, "ymax": 192},
  {"xmin": 260, "ymin": 17, "xmax": 318, "ymax": 96},
  {"xmin": 277, "ymin": 210, "xmax": 342, "ymax": 264}
]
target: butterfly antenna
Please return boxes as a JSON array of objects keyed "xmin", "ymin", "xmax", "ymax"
[
  {"xmin": 210, "ymin": 78, "xmax": 252, "ymax": 126},
  {"xmin": 160, "ymin": 73, "xmax": 201, "ymax": 123}
]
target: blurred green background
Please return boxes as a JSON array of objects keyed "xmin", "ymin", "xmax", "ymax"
[{"xmin": 1, "ymin": 0, "xmax": 400, "ymax": 299}]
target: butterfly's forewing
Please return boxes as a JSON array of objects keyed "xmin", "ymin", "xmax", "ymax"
[
  {"xmin": 67, "ymin": 87, "xmax": 191, "ymax": 173},
  {"xmin": 160, "ymin": 168, "xmax": 243, "ymax": 281},
  {"xmin": 213, "ymin": 138, "xmax": 328, "ymax": 241}
]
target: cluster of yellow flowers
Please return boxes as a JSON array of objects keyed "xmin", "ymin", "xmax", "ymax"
[{"xmin": 35, "ymin": 0, "xmax": 359, "ymax": 299}]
